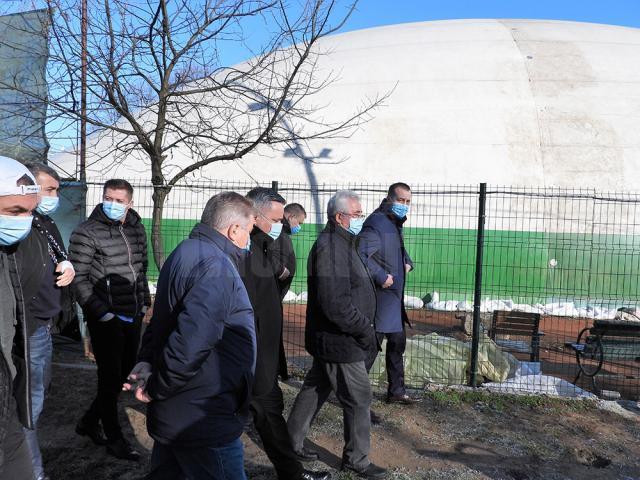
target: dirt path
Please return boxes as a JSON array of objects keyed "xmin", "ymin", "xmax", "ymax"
[{"xmin": 40, "ymin": 346, "xmax": 640, "ymax": 480}]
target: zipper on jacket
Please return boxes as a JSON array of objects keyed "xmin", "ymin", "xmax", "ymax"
[
  {"xmin": 119, "ymin": 225, "xmax": 138, "ymax": 315},
  {"xmin": 106, "ymin": 275, "xmax": 113, "ymax": 309}
]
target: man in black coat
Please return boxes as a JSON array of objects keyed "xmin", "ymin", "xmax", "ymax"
[
  {"xmin": 0, "ymin": 155, "xmax": 40, "ymax": 480},
  {"xmin": 287, "ymin": 190, "xmax": 388, "ymax": 480},
  {"xmin": 360, "ymin": 183, "xmax": 415, "ymax": 404},
  {"xmin": 269, "ymin": 202, "xmax": 307, "ymax": 300},
  {"xmin": 241, "ymin": 188, "xmax": 328, "ymax": 480},
  {"xmin": 16, "ymin": 161, "xmax": 77, "ymax": 480},
  {"xmin": 125, "ymin": 192, "xmax": 257, "ymax": 479},
  {"xmin": 69, "ymin": 179, "xmax": 151, "ymax": 461},
  {"xmin": 268, "ymin": 202, "xmax": 307, "ymax": 381}
]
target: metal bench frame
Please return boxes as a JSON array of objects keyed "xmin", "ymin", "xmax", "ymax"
[{"xmin": 567, "ymin": 320, "xmax": 640, "ymax": 394}]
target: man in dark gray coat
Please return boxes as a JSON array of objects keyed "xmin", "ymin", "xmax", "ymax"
[
  {"xmin": 287, "ymin": 190, "xmax": 387, "ymax": 480},
  {"xmin": 0, "ymin": 155, "xmax": 39, "ymax": 480}
]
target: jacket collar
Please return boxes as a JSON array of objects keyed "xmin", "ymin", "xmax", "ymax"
[
  {"xmin": 324, "ymin": 219, "xmax": 357, "ymax": 244},
  {"xmin": 378, "ymin": 200, "xmax": 407, "ymax": 226},
  {"xmin": 189, "ymin": 223, "xmax": 244, "ymax": 263},
  {"xmin": 89, "ymin": 203, "xmax": 141, "ymax": 227},
  {"xmin": 282, "ymin": 217, "xmax": 292, "ymax": 235},
  {"xmin": 250, "ymin": 225, "xmax": 274, "ymax": 246}
]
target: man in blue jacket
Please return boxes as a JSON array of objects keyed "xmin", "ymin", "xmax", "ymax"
[
  {"xmin": 360, "ymin": 183, "xmax": 415, "ymax": 404},
  {"xmin": 126, "ymin": 192, "xmax": 257, "ymax": 479}
]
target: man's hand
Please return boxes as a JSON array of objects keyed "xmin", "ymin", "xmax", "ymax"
[
  {"xmin": 123, "ymin": 361, "xmax": 152, "ymax": 403},
  {"xmin": 405, "ymin": 263, "xmax": 412, "ymax": 274},
  {"xmin": 382, "ymin": 274, "xmax": 394, "ymax": 289},
  {"xmin": 142, "ymin": 307, "xmax": 153, "ymax": 324},
  {"xmin": 135, "ymin": 389, "xmax": 152, "ymax": 403},
  {"xmin": 55, "ymin": 261, "xmax": 75, "ymax": 287}
]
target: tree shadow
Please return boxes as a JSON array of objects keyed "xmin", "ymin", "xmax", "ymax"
[{"xmin": 415, "ymin": 442, "xmax": 537, "ymax": 480}]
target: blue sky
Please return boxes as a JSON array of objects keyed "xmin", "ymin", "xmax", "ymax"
[{"xmin": 345, "ymin": 0, "xmax": 640, "ymax": 31}]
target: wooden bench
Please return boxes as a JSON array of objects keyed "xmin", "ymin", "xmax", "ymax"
[
  {"xmin": 489, "ymin": 311, "xmax": 544, "ymax": 362},
  {"xmin": 566, "ymin": 319, "xmax": 640, "ymax": 393}
]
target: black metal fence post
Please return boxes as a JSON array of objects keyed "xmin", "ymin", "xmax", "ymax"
[
  {"xmin": 272, "ymin": 180, "xmax": 279, "ymax": 193},
  {"xmin": 469, "ymin": 183, "xmax": 487, "ymax": 387}
]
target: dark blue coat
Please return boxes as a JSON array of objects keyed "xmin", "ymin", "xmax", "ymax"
[
  {"xmin": 358, "ymin": 202, "xmax": 413, "ymax": 333},
  {"xmin": 139, "ymin": 223, "xmax": 256, "ymax": 447}
]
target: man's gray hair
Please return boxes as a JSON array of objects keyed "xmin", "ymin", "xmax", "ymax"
[
  {"xmin": 327, "ymin": 190, "xmax": 360, "ymax": 219},
  {"xmin": 201, "ymin": 191, "xmax": 255, "ymax": 230}
]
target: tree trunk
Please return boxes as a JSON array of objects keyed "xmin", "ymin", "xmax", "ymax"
[{"xmin": 151, "ymin": 185, "xmax": 169, "ymax": 270}]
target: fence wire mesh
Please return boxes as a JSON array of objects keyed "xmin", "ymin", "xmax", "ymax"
[{"xmin": 83, "ymin": 181, "xmax": 640, "ymax": 400}]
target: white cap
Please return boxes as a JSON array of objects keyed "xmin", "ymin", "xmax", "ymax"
[{"xmin": 0, "ymin": 155, "xmax": 40, "ymax": 197}]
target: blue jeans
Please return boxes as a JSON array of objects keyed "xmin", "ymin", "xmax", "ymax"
[
  {"xmin": 146, "ymin": 437, "xmax": 247, "ymax": 480},
  {"xmin": 23, "ymin": 324, "xmax": 53, "ymax": 479}
]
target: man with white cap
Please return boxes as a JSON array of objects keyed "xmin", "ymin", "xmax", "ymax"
[
  {"xmin": 16, "ymin": 161, "xmax": 76, "ymax": 480},
  {"xmin": 0, "ymin": 155, "xmax": 39, "ymax": 479}
]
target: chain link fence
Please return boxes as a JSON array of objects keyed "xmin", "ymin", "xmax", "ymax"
[{"xmin": 81, "ymin": 180, "xmax": 640, "ymax": 400}]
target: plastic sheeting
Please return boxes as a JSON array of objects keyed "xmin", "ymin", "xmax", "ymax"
[
  {"xmin": 369, "ymin": 332, "xmax": 517, "ymax": 386},
  {"xmin": 0, "ymin": 9, "xmax": 49, "ymax": 162}
]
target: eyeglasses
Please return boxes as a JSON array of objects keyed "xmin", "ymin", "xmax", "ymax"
[{"xmin": 339, "ymin": 211, "xmax": 365, "ymax": 219}]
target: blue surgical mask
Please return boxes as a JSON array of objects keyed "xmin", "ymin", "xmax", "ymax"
[
  {"xmin": 244, "ymin": 238, "xmax": 252, "ymax": 252},
  {"xmin": 0, "ymin": 215, "xmax": 33, "ymax": 246},
  {"xmin": 268, "ymin": 221, "xmax": 283, "ymax": 241},
  {"xmin": 291, "ymin": 224, "xmax": 301, "ymax": 235},
  {"xmin": 103, "ymin": 201, "xmax": 128, "ymax": 221},
  {"xmin": 36, "ymin": 196, "xmax": 60, "ymax": 216},
  {"xmin": 347, "ymin": 217, "xmax": 364, "ymax": 236},
  {"xmin": 390, "ymin": 202, "xmax": 409, "ymax": 218}
]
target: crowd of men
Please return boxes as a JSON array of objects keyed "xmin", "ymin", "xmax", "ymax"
[{"xmin": 0, "ymin": 153, "xmax": 416, "ymax": 480}]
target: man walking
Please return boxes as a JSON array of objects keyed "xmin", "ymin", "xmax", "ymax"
[
  {"xmin": 288, "ymin": 190, "xmax": 387, "ymax": 479},
  {"xmin": 360, "ymin": 183, "xmax": 414, "ymax": 404},
  {"xmin": 69, "ymin": 179, "xmax": 151, "ymax": 460},
  {"xmin": 242, "ymin": 187, "xmax": 329, "ymax": 480},
  {"xmin": 0, "ymin": 155, "xmax": 39, "ymax": 479},
  {"xmin": 16, "ymin": 162, "xmax": 76, "ymax": 480},
  {"xmin": 128, "ymin": 192, "xmax": 257, "ymax": 479},
  {"xmin": 269, "ymin": 202, "xmax": 307, "ymax": 300}
]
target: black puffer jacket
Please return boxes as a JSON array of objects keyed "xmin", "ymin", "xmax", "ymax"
[
  {"xmin": 69, "ymin": 205, "xmax": 151, "ymax": 320},
  {"xmin": 305, "ymin": 220, "xmax": 378, "ymax": 363}
]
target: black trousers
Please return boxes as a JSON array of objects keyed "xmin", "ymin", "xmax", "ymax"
[
  {"xmin": 83, "ymin": 317, "xmax": 141, "ymax": 441},
  {"xmin": 250, "ymin": 380, "xmax": 303, "ymax": 480},
  {"xmin": 366, "ymin": 331, "xmax": 407, "ymax": 397}
]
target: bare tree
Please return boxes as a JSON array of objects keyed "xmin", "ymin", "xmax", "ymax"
[{"xmin": 3, "ymin": 0, "xmax": 387, "ymax": 268}]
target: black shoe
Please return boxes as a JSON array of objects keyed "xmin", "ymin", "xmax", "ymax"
[
  {"xmin": 342, "ymin": 463, "xmax": 388, "ymax": 479},
  {"xmin": 106, "ymin": 438, "xmax": 140, "ymax": 461},
  {"xmin": 75, "ymin": 419, "xmax": 108, "ymax": 445},
  {"xmin": 386, "ymin": 393, "xmax": 416, "ymax": 405},
  {"xmin": 294, "ymin": 447, "xmax": 320, "ymax": 461},
  {"xmin": 301, "ymin": 470, "xmax": 331, "ymax": 480}
]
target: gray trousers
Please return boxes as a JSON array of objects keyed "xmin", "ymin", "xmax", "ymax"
[{"xmin": 287, "ymin": 358, "xmax": 372, "ymax": 469}]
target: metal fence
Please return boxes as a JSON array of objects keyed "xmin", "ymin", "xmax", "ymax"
[{"xmin": 82, "ymin": 180, "xmax": 640, "ymax": 400}]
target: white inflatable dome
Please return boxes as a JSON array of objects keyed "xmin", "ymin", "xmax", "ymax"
[{"xmin": 53, "ymin": 19, "xmax": 640, "ymax": 189}]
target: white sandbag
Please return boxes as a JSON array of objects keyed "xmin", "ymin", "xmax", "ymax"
[
  {"xmin": 282, "ymin": 290, "xmax": 298, "ymax": 303},
  {"xmin": 404, "ymin": 295, "xmax": 424, "ymax": 309}
]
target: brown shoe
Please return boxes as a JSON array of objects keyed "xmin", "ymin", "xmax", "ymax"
[{"xmin": 386, "ymin": 394, "xmax": 416, "ymax": 405}]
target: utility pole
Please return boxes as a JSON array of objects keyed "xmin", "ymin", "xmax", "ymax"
[{"xmin": 79, "ymin": 0, "xmax": 87, "ymax": 182}]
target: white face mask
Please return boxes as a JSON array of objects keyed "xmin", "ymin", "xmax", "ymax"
[
  {"xmin": 0, "ymin": 214, "xmax": 33, "ymax": 246},
  {"xmin": 268, "ymin": 221, "xmax": 283, "ymax": 241}
]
